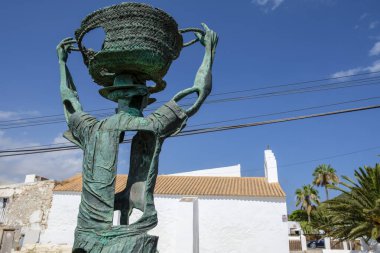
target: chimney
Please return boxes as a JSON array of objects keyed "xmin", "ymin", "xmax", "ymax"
[{"xmin": 264, "ymin": 148, "xmax": 278, "ymax": 183}]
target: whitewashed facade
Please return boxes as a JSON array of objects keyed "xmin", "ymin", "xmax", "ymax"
[{"xmin": 39, "ymin": 149, "xmax": 289, "ymax": 253}]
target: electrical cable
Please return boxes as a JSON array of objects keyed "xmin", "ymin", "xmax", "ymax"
[
  {"xmin": 2, "ymin": 96, "xmax": 379, "ymax": 151},
  {"xmin": 2, "ymin": 76, "xmax": 380, "ymax": 130},
  {"xmin": 1, "ymin": 70, "xmax": 379, "ymax": 125},
  {"xmin": 186, "ymin": 96, "xmax": 380, "ymax": 128},
  {"xmin": 281, "ymin": 146, "xmax": 380, "ymax": 167},
  {"xmin": 1, "ymin": 103, "xmax": 379, "ymax": 158}
]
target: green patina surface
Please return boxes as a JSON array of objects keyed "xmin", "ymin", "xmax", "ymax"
[{"xmin": 57, "ymin": 2, "xmax": 218, "ymax": 252}]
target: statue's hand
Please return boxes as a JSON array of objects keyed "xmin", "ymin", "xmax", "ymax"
[
  {"xmin": 57, "ymin": 37, "xmax": 77, "ymax": 63},
  {"xmin": 172, "ymin": 24, "xmax": 218, "ymax": 117},
  {"xmin": 173, "ymin": 24, "xmax": 218, "ymax": 117},
  {"xmin": 172, "ymin": 85, "xmax": 210, "ymax": 117},
  {"xmin": 195, "ymin": 23, "xmax": 219, "ymax": 58}
]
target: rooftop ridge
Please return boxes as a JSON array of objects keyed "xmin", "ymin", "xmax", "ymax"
[{"xmin": 54, "ymin": 174, "xmax": 285, "ymax": 198}]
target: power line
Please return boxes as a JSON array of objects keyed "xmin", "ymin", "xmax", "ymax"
[
  {"xmin": 2, "ymin": 76, "xmax": 380, "ymax": 130},
  {"xmin": 1, "ymin": 103, "xmax": 379, "ymax": 158},
  {"xmin": 175, "ymin": 104, "xmax": 380, "ymax": 136},
  {"xmin": 0, "ymin": 112, "xmax": 111, "ymax": 129},
  {"xmin": 0, "ymin": 108, "xmax": 112, "ymax": 124},
  {"xmin": 197, "ymin": 78, "xmax": 380, "ymax": 105},
  {"xmin": 208, "ymin": 70, "xmax": 380, "ymax": 97},
  {"xmin": 2, "ymin": 96, "xmax": 379, "ymax": 151},
  {"xmin": 1, "ymin": 70, "xmax": 379, "ymax": 125},
  {"xmin": 281, "ymin": 146, "xmax": 380, "ymax": 167},
  {"xmin": 3, "ymin": 75, "xmax": 380, "ymax": 128},
  {"xmin": 187, "ymin": 96, "xmax": 380, "ymax": 128}
]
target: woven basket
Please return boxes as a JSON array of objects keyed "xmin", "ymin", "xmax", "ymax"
[{"xmin": 75, "ymin": 2, "xmax": 202, "ymax": 93}]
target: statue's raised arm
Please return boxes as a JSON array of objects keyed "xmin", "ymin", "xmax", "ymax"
[
  {"xmin": 173, "ymin": 23, "xmax": 219, "ymax": 117},
  {"xmin": 57, "ymin": 37, "xmax": 83, "ymax": 123}
]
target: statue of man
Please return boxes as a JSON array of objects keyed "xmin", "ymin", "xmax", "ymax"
[{"xmin": 57, "ymin": 24, "xmax": 218, "ymax": 252}]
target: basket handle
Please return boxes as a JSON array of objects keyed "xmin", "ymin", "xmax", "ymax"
[{"xmin": 180, "ymin": 28, "xmax": 206, "ymax": 47}]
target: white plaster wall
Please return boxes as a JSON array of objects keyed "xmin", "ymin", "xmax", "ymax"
[
  {"xmin": 40, "ymin": 192, "xmax": 81, "ymax": 245},
  {"xmin": 41, "ymin": 193, "xmax": 182, "ymax": 252},
  {"xmin": 176, "ymin": 197, "xmax": 199, "ymax": 253},
  {"xmin": 148, "ymin": 196, "xmax": 181, "ymax": 253},
  {"xmin": 171, "ymin": 164, "xmax": 241, "ymax": 177},
  {"xmin": 198, "ymin": 196, "xmax": 289, "ymax": 253},
  {"xmin": 41, "ymin": 193, "xmax": 288, "ymax": 253}
]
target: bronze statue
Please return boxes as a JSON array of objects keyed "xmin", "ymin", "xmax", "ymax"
[{"xmin": 57, "ymin": 3, "xmax": 218, "ymax": 252}]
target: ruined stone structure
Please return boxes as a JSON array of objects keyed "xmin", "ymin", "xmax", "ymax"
[{"xmin": 0, "ymin": 175, "xmax": 55, "ymax": 252}]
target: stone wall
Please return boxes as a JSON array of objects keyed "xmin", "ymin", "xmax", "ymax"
[
  {"xmin": 18, "ymin": 244, "xmax": 72, "ymax": 253},
  {"xmin": 0, "ymin": 180, "xmax": 55, "ymax": 251},
  {"xmin": 0, "ymin": 180, "xmax": 55, "ymax": 230}
]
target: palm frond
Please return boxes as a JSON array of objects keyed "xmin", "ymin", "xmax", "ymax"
[{"xmin": 317, "ymin": 164, "xmax": 380, "ymax": 242}]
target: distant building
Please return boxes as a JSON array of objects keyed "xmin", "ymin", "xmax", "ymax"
[
  {"xmin": 1, "ymin": 149, "xmax": 289, "ymax": 253},
  {"xmin": 288, "ymin": 221, "xmax": 302, "ymax": 236},
  {"xmin": 40, "ymin": 149, "xmax": 288, "ymax": 253}
]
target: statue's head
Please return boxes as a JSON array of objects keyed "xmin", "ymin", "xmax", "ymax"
[{"xmin": 99, "ymin": 74, "xmax": 155, "ymax": 110}]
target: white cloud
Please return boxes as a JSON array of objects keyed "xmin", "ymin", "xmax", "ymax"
[
  {"xmin": 331, "ymin": 68, "xmax": 362, "ymax": 79},
  {"xmin": 0, "ymin": 131, "xmax": 82, "ymax": 183},
  {"xmin": 331, "ymin": 61, "xmax": 380, "ymax": 80},
  {"xmin": 360, "ymin": 13, "xmax": 368, "ymax": 21},
  {"xmin": 0, "ymin": 110, "xmax": 39, "ymax": 121},
  {"xmin": 0, "ymin": 112, "xmax": 16, "ymax": 120},
  {"xmin": 252, "ymin": 0, "xmax": 284, "ymax": 11},
  {"xmin": 369, "ymin": 21, "xmax": 379, "ymax": 30},
  {"xmin": 366, "ymin": 60, "xmax": 380, "ymax": 72},
  {"xmin": 369, "ymin": 41, "xmax": 380, "ymax": 56},
  {"xmin": 0, "ymin": 131, "xmax": 38, "ymax": 150}
]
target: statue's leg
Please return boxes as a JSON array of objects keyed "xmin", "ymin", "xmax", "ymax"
[{"xmin": 114, "ymin": 189, "xmax": 130, "ymax": 225}]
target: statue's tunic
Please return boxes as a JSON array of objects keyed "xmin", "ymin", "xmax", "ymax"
[{"xmin": 65, "ymin": 101, "xmax": 187, "ymax": 253}]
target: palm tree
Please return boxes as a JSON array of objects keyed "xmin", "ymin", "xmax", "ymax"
[
  {"xmin": 295, "ymin": 184, "xmax": 320, "ymax": 223},
  {"xmin": 309, "ymin": 204, "xmax": 333, "ymax": 234},
  {"xmin": 322, "ymin": 164, "xmax": 380, "ymax": 244},
  {"xmin": 313, "ymin": 164, "xmax": 339, "ymax": 200}
]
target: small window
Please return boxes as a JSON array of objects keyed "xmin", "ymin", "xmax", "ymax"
[{"xmin": 1, "ymin": 198, "xmax": 8, "ymax": 208}]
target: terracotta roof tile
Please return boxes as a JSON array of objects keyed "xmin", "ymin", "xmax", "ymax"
[{"xmin": 54, "ymin": 174, "xmax": 285, "ymax": 198}]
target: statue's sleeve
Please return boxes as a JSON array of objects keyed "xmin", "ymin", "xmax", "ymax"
[
  {"xmin": 63, "ymin": 112, "xmax": 97, "ymax": 148},
  {"xmin": 117, "ymin": 100, "xmax": 188, "ymax": 136}
]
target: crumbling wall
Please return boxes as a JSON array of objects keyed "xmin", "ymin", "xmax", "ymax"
[
  {"xmin": 19, "ymin": 243, "xmax": 72, "ymax": 253},
  {"xmin": 0, "ymin": 181, "xmax": 55, "ymax": 230}
]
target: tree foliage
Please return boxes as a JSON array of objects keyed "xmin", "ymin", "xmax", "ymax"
[
  {"xmin": 295, "ymin": 184, "xmax": 320, "ymax": 223},
  {"xmin": 312, "ymin": 164, "xmax": 339, "ymax": 200},
  {"xmin": 289, "ymin": 209, "xmax": 309, "ymax": 222},
  {"xmin": 320, "ymin": 164, "xmax": 380, "ymax": 243},
  {"xmin": 289, "ymin": 209, "xmax": 320, "ymax": 235},
  {"xmin": 309, "ymin": 203, "xmax": 333, "ymax": 234}
]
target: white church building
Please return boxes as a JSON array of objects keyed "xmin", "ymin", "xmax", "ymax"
[{"xmin": 37, "ymin": 149, "xmax": 289, "ymax": 253}]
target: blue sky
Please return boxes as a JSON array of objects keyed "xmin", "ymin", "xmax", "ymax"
[{"xmin": 1, "ymin": 0, "xmax": 380, "ymax": 212}]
